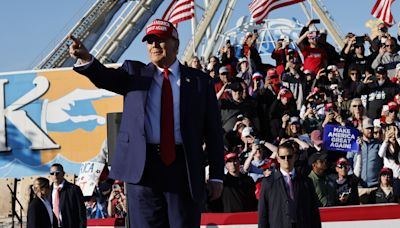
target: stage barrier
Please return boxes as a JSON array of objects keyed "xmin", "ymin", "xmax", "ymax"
[{"xmin": 87, "ymin": 204, "xmax": 400, "ymax": 227}]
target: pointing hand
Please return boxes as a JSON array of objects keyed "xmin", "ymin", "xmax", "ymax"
[{"xmin": 69, "ymin": 35, "xmax": 91, "ymax": 63}]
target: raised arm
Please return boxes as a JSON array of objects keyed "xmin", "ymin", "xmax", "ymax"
[{"xmin": 69, "ymin": 35, "xmax": 92, "ymax": 64}]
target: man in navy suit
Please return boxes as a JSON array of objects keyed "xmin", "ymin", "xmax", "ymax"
[
  {"xmin": 258, "ymin": 141, "xmax": 321, "ymax": 228},
  {"xmin": 69, "ymin": 19, "xmax": 224, "ymax": 228}
]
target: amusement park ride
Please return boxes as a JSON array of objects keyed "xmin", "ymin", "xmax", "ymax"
[{"xmin": 35, "ymin": 0, "xmax": 344, "ymax": 69}]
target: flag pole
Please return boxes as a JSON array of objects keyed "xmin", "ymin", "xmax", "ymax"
[
  {"xmin": 300, "ymin": 1, "xmax": 312, "ymax": 21},
  {"xmin": 191, "ymin": 0, "xmax": 197, "ymax": 57}
]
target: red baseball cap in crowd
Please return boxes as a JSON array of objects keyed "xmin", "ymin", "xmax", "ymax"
[
  {"xmin": 224, "ymin": 152, "xmax": 238, "ymax": 162},
  {"xmin": 388, "ymin": 101, "xmax": 398, "ymax": 111},
  {"xmin": 336, "ymin": 157, "xmax": 349, "ymax": 166},
  {"xmin": 279, "ymin": 88, "xmax": 293, "ymax": 99},
  {"xmin": 142, "ymin": 19, "xmax": 179, "ymax": 42},
  {"xmin": 252, "ymin": 72, "xmax": 263, "ymax": 81},
  {"xmin": 114, "ymin": 180, "xmax": 124, "ymax": 185},
  {"xmin": 324, "ymin": 102, "xmax": 337, "ymax": 112},
  {"xmin": 379, "ymin": 167, "xmax": 393, "ymax": 177}
]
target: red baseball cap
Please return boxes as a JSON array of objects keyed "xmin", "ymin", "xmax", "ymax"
[
  {"xmin": 336, "ymin": 157, "xmax": 349, "ymax": 166},
  {"xmin": 388, "ymin": 101, "xmax": 398, "ymax": 111},
  {"xmin": 279, "ymin": 88, "xmax": 293, "ymax": 99},
  {"xmin": 379, "ymin": 167, "xmax": 393, "ymax": 177},
  {"xmin": 324, "ymin": 102, "xmax": 337, "ymax": 112},
  {"xmin": 224, "ymin": 152, "xmax": 238, "ymax": 162},
  {"xmin": 252, "ymin": 72, "xmax": 263, "ymax": 81},
  {"xmin": 142, "ymin": 19, "xmax": 179, "ymax": 42}
]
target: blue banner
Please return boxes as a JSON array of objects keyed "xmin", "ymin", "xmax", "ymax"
[{"xmin": 323, "ymin": 124, "xmax": 359, "ymax": 153}]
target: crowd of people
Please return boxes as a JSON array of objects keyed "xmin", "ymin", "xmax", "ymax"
[
  {"xmin": 197, "ymin": 20, "xmax": 400, "ymax": 213},
  {"xmin": 26, "ymin": 19, "xmax": 400, "ymax": 227}
]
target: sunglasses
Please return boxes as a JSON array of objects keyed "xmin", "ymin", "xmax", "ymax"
[
  {"xmin": 352, "ymin": 104, "xmax": 363, "ymax": 107},
  {"xmin": 50, "ymin": 171, "xmax": 61, "ymax": 176},
  {"xmin": 337, "ymin": 164, "xmax": 348, "ymax": 169},
  {"xmin": 279, "ymin": 155, "xmax": 294, "ymax": 160},
  {"xmin": 381, "ymin": 173, "xmax": 392, "ymax": 177}
]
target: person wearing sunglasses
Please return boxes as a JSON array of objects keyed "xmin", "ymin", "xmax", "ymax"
[
  {"xmin": 258, "ymin": 142, "xmax": 321, "ymax": 228},
  {"xmin": 371, "ymin": 38, "xmax": 400, "ymax": 78},
  {"xmin": 48, "ymin": 163, "xmax": 86, "ymax": 228},
  {"xmin": 383, "ymin": 101, "xmax": 400, "ymax": 127},
  {"xmin": 346, "ymin": 98, "xmax": 366, "ymax": 132},
  {"xmin": 333, "ymin": 158, "xmax": 359, "ymax": 206}
]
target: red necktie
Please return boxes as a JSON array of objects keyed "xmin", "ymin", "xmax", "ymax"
[
  {"xmin": 160, "ymin": 68, "xmax": 176, "ymax": 166},
  {"xmin": 53, "ymin": 187, "xmax": 60, "ymax": 226}
]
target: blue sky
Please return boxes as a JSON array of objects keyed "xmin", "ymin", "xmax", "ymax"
[{"xmin": 0, "ymin": 0, "xmax": 399, "ymax": 72}]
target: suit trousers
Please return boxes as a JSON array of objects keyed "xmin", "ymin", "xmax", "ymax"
[{"xmin": 126, "ymin": 144, "xmax": 202, "ymax": 228}]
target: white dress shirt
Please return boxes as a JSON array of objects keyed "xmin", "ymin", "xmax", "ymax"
[
  {"xmin": 76, "ymin": 57, "xmax": 183, "ymax": 144},
  {"xmin": 145, "ymin": 59, "xmax": 183, "ymax": 144},
  {"xmin": 76, "ymin": 57, "xmax": 222, "ymax": 183},
  {"xmin": 52, "ymin": 180, "xmax": 65, "ymax": 224}
]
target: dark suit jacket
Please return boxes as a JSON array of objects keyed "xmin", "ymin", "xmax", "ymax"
[
  {"xmin": 74, "ymin": 59, "xmax": 224, "ymax": 202},
  {"xmin": 258, "ymin": 170, "xmax": 321, "ymax": 228},
  {"xmin": 27, "ymin": 197, "xmax": 57, "ymax": 228},
  {"xmin": 48, "ymin": 181, "xmax": 86, "ymax": 228}
]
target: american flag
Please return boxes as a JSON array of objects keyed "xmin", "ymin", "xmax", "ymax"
[
  {"xmin": 371, "ymin": 0, "xmax": 395, "ymax": 26},
  {"xmin": 249, "ymin": 0, "xmax": 304, "ymax": 24},
  {"xmin": 162, "ymin": 0, "xmax": 195, "ymax": 25}
]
